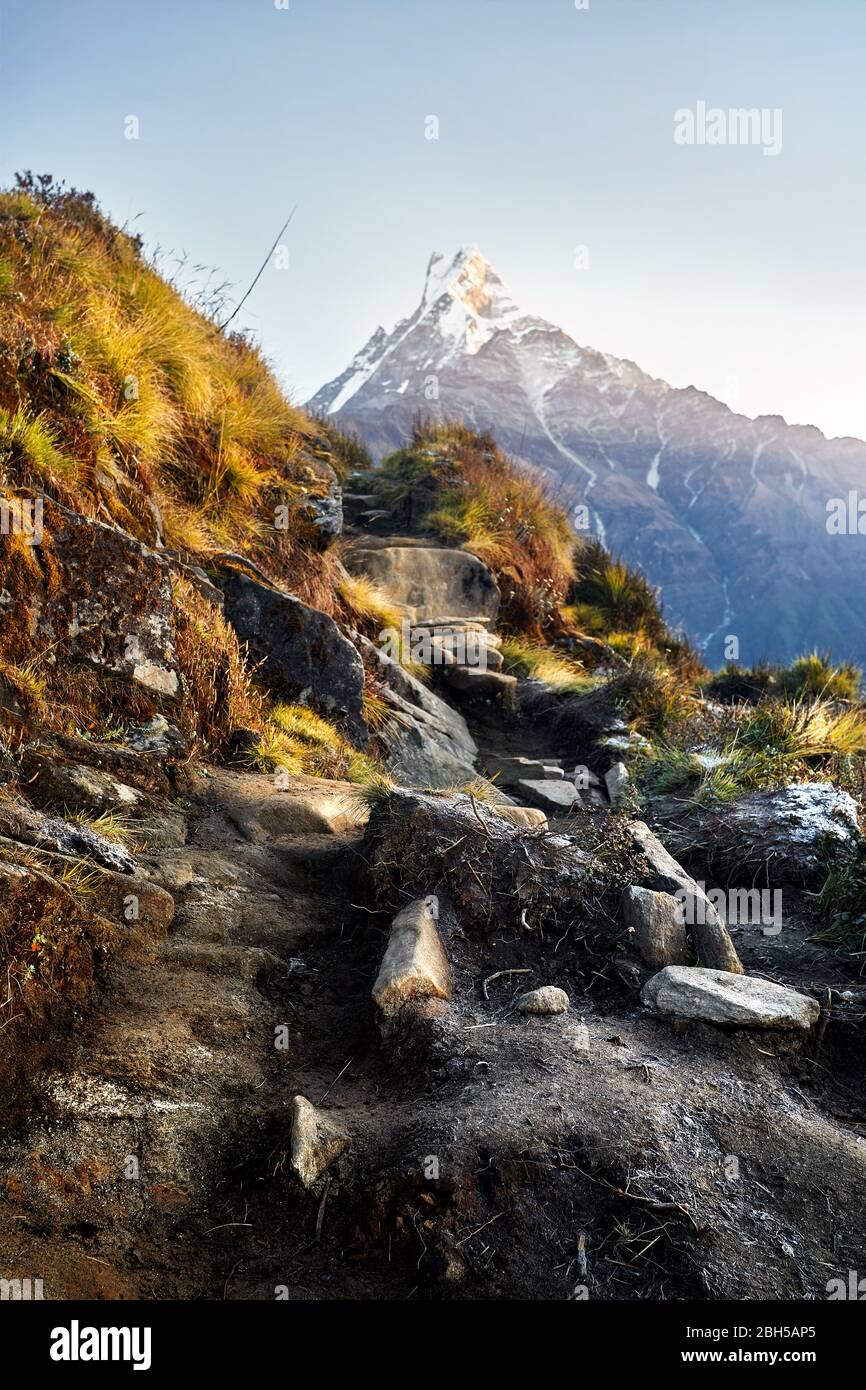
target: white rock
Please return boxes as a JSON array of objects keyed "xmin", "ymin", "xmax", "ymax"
[
  {"xmin": 642, "ymin": 966, "xmax": 820, "ymax": 1030},
  {"xmin": 517, "ymin": 986, "xmax": 570, "ymax": 1015}
]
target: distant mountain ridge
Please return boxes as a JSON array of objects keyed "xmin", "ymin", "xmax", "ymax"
[{"xmin": 308, "ymin": 247, "xmax": 866, "ymax": 668}]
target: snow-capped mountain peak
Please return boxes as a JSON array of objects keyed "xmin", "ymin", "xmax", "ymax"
[
  {"xmin": 311, "ymin": 247, "xmax": 529, "ymax": 416},
  {"xmin": 307, "ymin": 248, "xmax": 866, "ymax": 672}
]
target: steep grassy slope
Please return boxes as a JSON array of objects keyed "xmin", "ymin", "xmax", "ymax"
[{"xmin": 0, "ymin": 174, "xmax": 364, "ymax": 596}]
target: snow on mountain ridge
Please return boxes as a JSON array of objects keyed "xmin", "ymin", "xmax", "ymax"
[{"xmin": 306, "ymin": 249, "xmax": 866, "ymax": 671}]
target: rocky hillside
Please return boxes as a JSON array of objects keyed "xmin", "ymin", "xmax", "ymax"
[
  {"xmin": 1, "ymin": 182, "xmax": 865, "ymax": 1303},
  {"xmin": 309, "ymin": 246, "xmax": 866, "ymax": 669}
]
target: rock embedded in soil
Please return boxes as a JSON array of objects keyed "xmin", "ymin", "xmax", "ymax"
[
  {"xmin": 372, "ymin": 895, "xmax": 453, "ymax": 1017},
  {"xmin": 21, "ymin": 754, "xmax": 144, "ymax": 817},
  {"xmin": 605, "ymin": 761, "xmax": 630, "ymax": 804},
  {"xmin": 622, "ymin": 885, "xmax": 688, "ymax": 968},
  {"xmin": 642, "ymin": 966, "xmax": 820, "ymax": 1031},
  {"xmin": 517, "ymin": 986, "xmax": 569, "ymax": 1015},
  {"xmin": 123, "ymin": 715, "xmax": 188, "ymax": 759},
  {"xmin": 290, "ymin": 1096, "xmax": 350, "ymax": 1189},
  {"xmin": 627, "ymin": 821, "xmax": 743, "ymax": 975}
]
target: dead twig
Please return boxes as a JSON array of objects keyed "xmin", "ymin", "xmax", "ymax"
[{"xmin": 482, "ymin": 968, "xmax": 532, "ymax": 1000}]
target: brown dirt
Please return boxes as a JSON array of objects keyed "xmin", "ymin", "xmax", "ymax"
[{"xmin": 0, "ymin": 748, "xmax": 863, "ymax": 1302}]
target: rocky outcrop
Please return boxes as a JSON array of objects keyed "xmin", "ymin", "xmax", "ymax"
[
  {"xmin": 650, "ymin": 782, "xmax": 862, "ymax": 886},
  {"xmin": 355, "ymin": 633, "xmax": 479, "ymax": 788},
  {"xmin": 0, "ymin": 799, "xmax": 138, "ymax": 874},
  {"xmin": 293, "ymin": 456, "xmax": 343, "ymax": 548},
  {"xmin": 642, "ymin": 966, "xmax": 820, "ymax": 1031},
  {"xmin": 219, "ymin": 570, "xmax": 367, "ymax": 745},
  {"xmin": 0, "ymin": 497, "xmax": 179, "ymax": 697},
  {"xmin": 344, "ymin": 545, "xmax": 500, "ymax": 623}
]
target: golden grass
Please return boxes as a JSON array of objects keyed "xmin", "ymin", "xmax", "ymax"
[
  {"xmin": 500, "ymin": 638, "xmax": 596, "ymax": 695},
  {"xmin": 248, "ymin": 702, "xmax": 379, "ymax": 784},
  {"xmin": 0, "ymin": 179, "xmax": 318, "ymax": 565}
]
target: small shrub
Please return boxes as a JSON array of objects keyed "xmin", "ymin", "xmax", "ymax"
[{"xmin": 781, "ymin": 650, "xmax": 861, "ymax": 702}]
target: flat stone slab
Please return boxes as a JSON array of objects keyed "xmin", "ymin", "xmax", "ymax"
[
  {"xmin": 642, "ymin": 966, "xmax": 820, "ymax": 1030},
  {"xmin": 372, "ymin": 895, "xmax": 453, "ymax": 1016},
  {"xmin": 290, "ymin": 1096, "xmax": 350, "ymax": 1189},
  {"xmin": 485, "ymin": 756, "xmax": 565, "ymax": 784},
  {"xmin": 514, "ymin": 779, "xmax": 580, "ymax": 813}
]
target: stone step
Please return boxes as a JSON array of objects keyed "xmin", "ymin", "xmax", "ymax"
[
  {"xmin": 513, "ymin": 778, "xmax": 582, "ymax": 813},
  {"xmin": 484, "ymin": 756, "xmax": 566, "ymax": 784}
]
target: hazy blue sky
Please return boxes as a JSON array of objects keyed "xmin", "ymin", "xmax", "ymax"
[{"xmin": 2, "ymin": 0, "xmax": 864, "ymax": 437}]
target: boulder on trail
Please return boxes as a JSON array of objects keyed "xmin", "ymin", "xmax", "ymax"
[
  {"xmin": 622, "ymin": 885, "xmax": 688, "ymax": 968},
  {"xmin": 0, "ymin": 496, "xmax": 180, "ymax": 697},
  {"xmin": 372, "ymin": 895, "xmax": 453, "ymax": 1017},
  {"xmin": 627, "ymin": 821, "xmax": 743, "ymax": 975},
  {"xmin": 517, "ymin": 985, "xmax": 570, "ymax": 1015},
  {"xmin": 344, "ymin": 545, "xmax": 500, "ymax": 623},
  {"xmin": 650, "ymin": 782, "xmax": 861, "ymax": 887},
  {"xmin": 219, "ymin": 570, "xmax": 367, "ymax": 745},
  {"xmin": 290, "ymin": 1096, "xmax": 350, "ymax": 1189},
  {"xmin": 642, "ymin": 966, "xmax": 820, "ymax": 1031}
]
